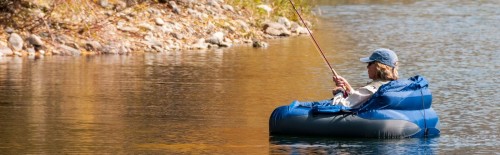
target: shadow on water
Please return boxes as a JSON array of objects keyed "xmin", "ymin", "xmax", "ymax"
[{"xmin": 269, "ymin": 135, "xmax": 438, "ymax": 154}]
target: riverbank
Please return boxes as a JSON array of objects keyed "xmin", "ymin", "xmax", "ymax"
[{"xmin": 0, "ymin": 0, "xmax": 313, "ymax": 57}]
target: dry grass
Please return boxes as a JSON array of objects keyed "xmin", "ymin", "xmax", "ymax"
[{"xmin": 228, "ymin": 0, "xmax": 314, "ymax": 22}]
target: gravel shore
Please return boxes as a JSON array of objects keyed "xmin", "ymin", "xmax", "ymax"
[{"xmin": 0, "ymin": 0, "xmax": 313, "ymax": 57}]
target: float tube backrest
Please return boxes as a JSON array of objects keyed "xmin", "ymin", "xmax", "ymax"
[{"xmin": 356, "ymin": 75, "xmax": 432, "ymax": 113}]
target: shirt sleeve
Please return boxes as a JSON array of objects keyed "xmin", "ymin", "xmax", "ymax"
[{"xmin": 333, "ymin": 85, "xmax": 377, "ymax": 108}]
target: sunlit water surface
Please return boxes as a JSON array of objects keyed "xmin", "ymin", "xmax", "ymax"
[{"xmin": 1, "ymin": 0, "xmax": 499, "ymax": 154}]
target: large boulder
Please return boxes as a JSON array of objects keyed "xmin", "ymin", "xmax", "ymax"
[
  {"xmin": 206, "ymin": 32, "xmax": 224, "ymax": 45},
  {"xmin": 263, "ymin": 22, "xmax": 291, "ymax": 36},
  {"xmin": 27, "ymin": 34, "xmax": 44, "ymax": 46},
  {"xmin": 8, "ymin": 33, "xmax": 23, "ymax": 52}
]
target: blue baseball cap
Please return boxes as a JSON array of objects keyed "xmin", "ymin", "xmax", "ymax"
[{"xmin": 360, "ymin": 48, "xmax": 398, "ymax": 68}]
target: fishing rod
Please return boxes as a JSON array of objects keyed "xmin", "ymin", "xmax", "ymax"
[
  {"xmin": 288, "ymin": 0, "xmax": 340, "ymax": 79},
  {"xmin": 288, "ymin": 0, "xmax": 347, "ymax": 94}
]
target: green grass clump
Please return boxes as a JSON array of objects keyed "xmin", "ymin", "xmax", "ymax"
[{"xmin": 228, "ymin": 0, "xmax": 314, "ymax": 22}]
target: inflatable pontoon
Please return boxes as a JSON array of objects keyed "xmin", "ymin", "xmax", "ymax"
[{"xmin": 269, "ymin": 76, "xmax": 440, "ymax": 138}]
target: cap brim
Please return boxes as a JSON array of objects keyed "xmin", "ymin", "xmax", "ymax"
[{"xmin": 359, "ymin": 57, "xmax": 373, "ymax": 63}]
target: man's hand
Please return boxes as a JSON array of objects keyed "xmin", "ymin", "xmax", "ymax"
[{"xmin": 333, "ymin": 76, "xmax": 352, "ymax": 92}]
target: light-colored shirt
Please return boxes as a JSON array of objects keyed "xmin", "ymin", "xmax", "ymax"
[{"xmin": 332, "ymin": 80, "xmax": 390, "ymax": 108}]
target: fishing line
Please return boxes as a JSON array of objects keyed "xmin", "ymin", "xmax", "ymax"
[
  {"xmin": 288, "ymin": 0, "xmax": 340, "ymax": 78},
  {"xmin": 288, "ymin": 0, "xmax": 347, "ymax": 94}
]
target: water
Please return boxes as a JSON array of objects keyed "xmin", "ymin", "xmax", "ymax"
[{"xmin": 1, "ymin": 0, "xmax": 499, "ymax": 154}]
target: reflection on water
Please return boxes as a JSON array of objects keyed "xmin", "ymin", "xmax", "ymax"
[
  {"xmin": 270, "ymin": 135, "xmax": 438, "ymax": 154},
  {"xmin": 0, "ymin": 42, "xmax": 333, "ymax": 154},
  {"xmin": 1, "ymin": 0, "xmax": 499, "ymax": 154}
]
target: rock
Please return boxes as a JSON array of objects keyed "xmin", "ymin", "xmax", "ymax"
[
  {"xmin": 118, "ymin": 26, "xmax": 140, "ymax": 33},
  {"xmin": 290, "ymin": 22, "xmax": 310, "ymax": 35},
  {"xmin": 205, "ymin": 32, "xmax": 232, "ymax": 48},
  {"xmin": 0, "ymin": 44, "xmax": 13, "ymax": 56},
  {"xmin": 219, "ymin": 42, "xmax": 232, "ymax": 47},
  {"xmin": 99, "ymin": 0, "xmax": 109, "ymax": 8},
  {"xmin": 38, "ymin": 50, "xmax": 46, "ymax": 55},
  {"xmin": 128, "ymin": 12, "xmax": 137, "ymax": 17},
  {"xmin": 148, "ymin": 8, "xmax": 161, "ymax": 15},
  {"xmin": 102, "ymin": 45, "xmax": 117, "ymax": 54},
  {"xmin": 292, "ymin": 26, "xmax": 309, "ymax": 35},
  {"xmin": 31, "ymin": 9, "xmax": 45, "ymax": 19},
  {"xmin": 207, "ymin": 44, "xmax": 218, "ymax": 48},
  {"xmin": 85, "ymin": 41, "xmax": 102, "ymax": 51},
  {"xmin": 277, "ymin": 17, "xmax": 292, "ymax": 28},
  {"xmin": 155, "ymin": 18, "xmax": 165, "ymax": 25},
  {"xmin": 101, "ymin": 42, "xmax": 130, "ymax": 54},
  {"xmin": 116, "ymin": 21, "xmax": 126, "ymax": 28},
  {"xmin": 58, "ymin": 44, "xmax": 81, "ymax": 55},
  {"xmin": 8, "ymin": 33, "xmax": 23, "ymax": 52},
  {"xmin": 263, "ymin": 34, "xmax": 276, "ymax": 39},
  {"xmin": 169, "ymin": 1, "xmax": 181, "ymax": 14},
  {"xmin": 27, "ymin": 34, "xmax": 44, "ymax": 46},
  {"xmin": 206, "ymin": 32, "xmax": 224, "ymax": 45},
  {"xmin": 51, "ymin": 49, "xmax": 60, "ymax": 55},
  {"xmin": 123, "ymin": 15, "xmax": 134, "ymax": 21},
  {"xmin": 151, "ymin": 45, "xmax": 164, "ymax": 52},
  {"xmin": 187, "ymin": 8, "xmax": 199, "ymax": 16},
  {"xmin": 171, "ymin": 32, "xmax": 184, "ymax": 40},
  {"xmin": 39, "ymin": 32, "xmax": 50, "ymax": 38},
  {"xmin": 144, "ymin": 35, "xmax": 164, "ymax": 50},
  {"xmin": 206, "ymin": 22, "xmax": 216, "ymax": 31},
  {"xmin": 104, "ymin": 10, "xmax": 113, "ymax": 16},
  {"xmin": 138, "ymin": 23, "xmax": 155, "ymax": 31},
  {"xmin": 5, "ymin": 27, "xmax": 14, "ymax": 34},
  {"xmin": 55, "ymin": 34, "xmax": 73, "ymax": 44},
  {"xmin": 263, "ymin": 22, "xmax": 291, "ymax": 36},
  {"xmin": 119, "ymin": 44, "xmax": 130, "ymax": 54},
  {"xmin": 253, "ymin": 40, "xmax": 269, "ymax": 48},
  {"xmin": 66, "ymin": 42, "xmax": 80, "ymax": 50},
  {"xmin": 160, "ymin": 25, "xmax": 173, "ymax": 33},
  {"xmin": 166, "ymin": 40, "xmax": 181, "ymax": 50},
  {"xmin": 170, "ymin": 22, "xmax": 183, "ymax": 30},
  {"xmin": 190, "ymin": 39, "xmax": 208, "ymax": 49},
  {"xmin": 222, "ymin": 4, "xmax": 234, "ymax": 12},
  {"xmin": 126, "ymin": 0, "xmax": 137, "ymax": 7},
  {"xmin": 207, "ymin": 0, "xmax": 221, "ymax": 9},
  {"xmin": 201, "ymin": 13, "xmax": 209, "ymax": 19},
  {"xmin": 178, "ymin": 0, "xmax": 195, "ymax": 5},
  {"xmin": 176, "ymin": 0, "xmax": 192, "ymax": 5},
  {"xmin": 227, "ymin": 26, "xmax": 237, "ymax": 33},
  {"xmin": 14, "ymin": 51, "xmax": 23, "ymax": 57},
  {"xmin": 114, "ymin": 1, "xmax": 127, "ymax": 11},
  {"xmin": 27, "ymin": 48, "xmax": 36, "ymax": 55},
  {"xmin": 243, "ymin": 39, "xmax": 253, "ymax": 43}
]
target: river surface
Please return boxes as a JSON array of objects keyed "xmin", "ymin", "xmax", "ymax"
[{"xmin": 1, "ymin": 0, "xmax": 499, "ymax": 154}]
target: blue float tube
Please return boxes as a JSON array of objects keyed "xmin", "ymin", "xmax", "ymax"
[{"xmin": 269, "ymin": 75, "xmax": 440, "ymax": 138}]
